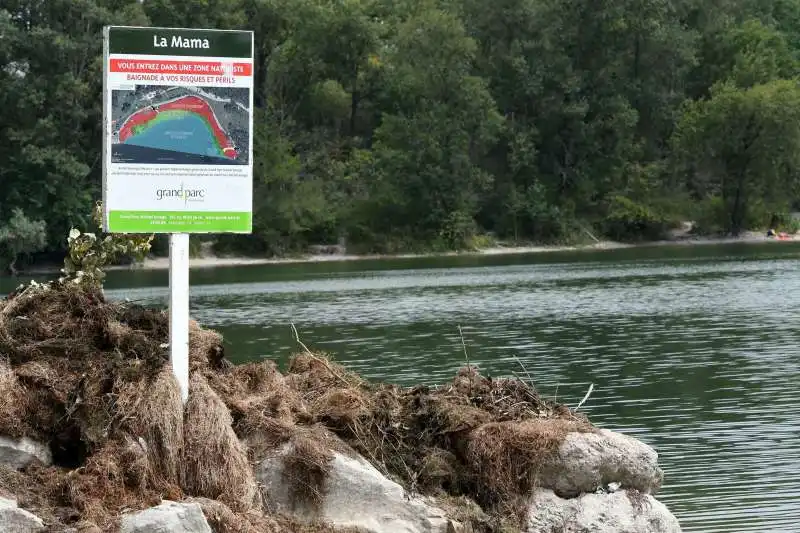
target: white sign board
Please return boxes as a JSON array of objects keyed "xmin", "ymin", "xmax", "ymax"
[{"xmin": 102, "ymin": 26, "xmax": 254, "ymax": 233}]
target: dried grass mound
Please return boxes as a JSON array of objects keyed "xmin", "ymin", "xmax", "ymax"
[
  {"xmin": 0, "ymin": 282, "xmax": 165, "ymax": 366},
  {"xmin": 208, "ymin": 362, "xmax": 316, "ymax": 464},
  {"xmin": 0, "ymin": 282, "xmax": 596, "ymax": 533},
  {"xmin": 0, "ymin": 359, "xmax": 29, "ymax": 439},
  {"xmin": 182, "ymin": 373, "xmax": 258, "ymax": 511},
  {"xmin": 115, "ymin": 366, "xmax": 184, "ymax": 489},
  {"xmin": 465, "ymin": 419, "xmax": 591, "ymax": 513},
  {"xmin": 449, "ymin": 366, "xmax": 561, "ymax": 420},
  {"xmin": 281, "ymin": 431, "xmax": 334, "ymax": 512},
  {"xmin": 286, "ymin": 352, "xmax": 365, "ymax": 393},
  {"xmin": 0, "ymin": 282, "xmax": 172, "ymax": 452},
  {"xmin": 282, "ymin": 353, "xmax": 593, "ymax": 528},
  {"xmin": 208, "ymin": 360, "xmax": 310, "ymax": 435},
  {"xmin": 0, "ymin": 284, "xmax": 331, "ymax": 529},
  {"xmin": 190, "ymin": 319, "xmax": 228, "ymax": 371},
  {"xmin": 0, "ymin": 464, "xmax": 76, "ymax": 528},
  {"xmin": 284, "ymin": 352, "xmax": 380, "ymax": 435},
  {"xmin": 191, "ymin": 497, "xmax": 282, "ymax": 533},
  {"xmin": 417, "ymin": 448, "xmax": 459, "ymax": 492},
  {"xmin": 0, "ymin": 282, "xmax": 107, "ymax": 362},
  {"xmin": 0, "ymin": 284, "xmax": 192, "ymax": 529},
  {"xmin": 64, "ymin": 438, "xmax": 162, "ymax": 530},
  {"xmin": 309, "ymin": 388, "xmax": 371, "ymax": 431}
]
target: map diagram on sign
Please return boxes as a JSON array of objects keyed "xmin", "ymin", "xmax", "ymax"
[{"xmin": 111, "ymin": 85, "xmax": 250, "ymax": 165}]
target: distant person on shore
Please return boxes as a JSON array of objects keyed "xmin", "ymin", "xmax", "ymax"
[{"xmin": 766, "ymin": 228, "xmax": 790, "ymax": 240}]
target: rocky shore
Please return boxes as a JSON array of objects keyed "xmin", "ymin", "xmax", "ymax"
[{"xmin": 0, "ymin": 281, "xmax": 681, "ymax": 532}]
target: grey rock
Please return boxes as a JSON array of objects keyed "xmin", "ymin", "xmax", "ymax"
[
  {"xmin": 0, "ymin": 497, "xmax": 45, "ymax": 533},
  {"xmin": 0, "ymin": 436, "xmax": 52, "ymax": 469},
  {"xmin": 257, "ymin": 443, "xmax": 453, "ymax": 533},
  {"xmin": 120, "ymin": 501, "xmax": 212, "ymax": 533},
  {"xmin": 526, "ymin": 488, "xmax": 682, "ymax": 533},
  {"xmin": 539, "ymin": 429, "xmax": 664, "ymax": 497}
]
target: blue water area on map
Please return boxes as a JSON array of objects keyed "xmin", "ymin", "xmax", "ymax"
[{"xmin": 123, "ymin": 113, "xmax": 224, "ymax": 158}]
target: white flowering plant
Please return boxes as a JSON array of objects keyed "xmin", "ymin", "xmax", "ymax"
[{"xmin": 60, "ymin": 202, "xmax": 153, "ymax": 287}]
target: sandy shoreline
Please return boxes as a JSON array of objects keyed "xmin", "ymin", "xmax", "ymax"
[
  {"xmin": 113, "ymin": 231, "xmax": 798, "ymax": 272},
  {"xmin": 14, "ymin": 231, "xmax": 797, "ymax": 276},
  {"xmin": 129, "ymin": 243, "xmax": 618, "ymax": 270}
]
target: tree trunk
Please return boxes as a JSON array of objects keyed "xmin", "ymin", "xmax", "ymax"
[
  {"xmin": 730, "ymin": 183, "xmax": 744, "ymax": 236},
  {"xmin": 514, "ymin": 215, "xmax": 519, "ymax": 243},
  {"xmin": 727, "ymin": 113, "xmax": 760, "ymax": 236},
  {"xmin": 254, "ymin": 48, "xmax": 268, "ymax": 109}
]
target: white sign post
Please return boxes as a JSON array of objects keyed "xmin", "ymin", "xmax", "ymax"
[
  {"xmin": 169, "ymin": 233, "xmax": 191, "ymax": 401},
  {"xmin": 102, "ymin": 26, "xmax": 255, "ymax": 402}
]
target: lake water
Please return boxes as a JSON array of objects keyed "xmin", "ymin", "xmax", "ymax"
[
  {"xmin": 3, "ymin": 242, "xmax": 800, "ymax": 532},
  {"xmin": 124, "ymin": 112, "xmax": 223, "ymax": 157}
]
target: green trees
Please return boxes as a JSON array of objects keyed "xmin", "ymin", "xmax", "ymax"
[
  {"xmin": 0, "ymin": 209, "xmax": 47, "ymax": 275},
  {"xmin": 0, "ymin": 0, "xmax": 147, "ymax": 254},
  {"xmin": 2, "ymin": 0, "xmax": 800, "ymax": 262},
  {"xmin": 673, "ymin": 80, "xmax": 800, "ymax": 234},
  {"xmin": 351, "ymin": 7, "xmax": 502, "ymax": 250}
]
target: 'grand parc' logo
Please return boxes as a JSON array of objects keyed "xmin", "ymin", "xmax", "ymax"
[{"xmin": 155, "ymin": 183, "xmax": 206, "ymax": 205}]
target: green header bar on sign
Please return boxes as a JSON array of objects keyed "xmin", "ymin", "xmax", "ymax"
[
  {"xmin": 107, "ymin": 26, "xmax": 253, "ymax": 58},
  {"xmin": 108, "ymin": 211, "xmax": 252, "ymax": 233}
]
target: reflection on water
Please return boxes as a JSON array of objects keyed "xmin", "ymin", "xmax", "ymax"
[{"xmin": 4, "ymin": 243, "xmax": 800, "ymax": 531}]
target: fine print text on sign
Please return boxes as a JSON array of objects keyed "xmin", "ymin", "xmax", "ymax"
[{"xmin": 102, "ymin": 26, "xmax": 254, "ymax": 233}]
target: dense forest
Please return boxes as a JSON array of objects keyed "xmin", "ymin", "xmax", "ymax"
[{"xmin": 2, "ymin": 0, "xmax": 800, "ymax": 269}]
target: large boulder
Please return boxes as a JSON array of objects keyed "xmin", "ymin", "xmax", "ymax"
[
  {"xmin": 0, "ymin": 497, "xmax": 45, "ymax": 533},
  {"xmin": 256, "ymin": 443, "xmax": 454, "ymax": 533},
  {"xmin": 539, "ymin": 429, "xmax": 663, "ymax": 497},
  {"xmin": 120, "ymin": 501, "xmax": 213, "ymax": 533},
  {"xmin": 526, "ymin": 488, "xmax": 682, "ymax": 533},
  {"xmin": 0, "ymin": 436, "xmax": 51, "ymax": 470}
]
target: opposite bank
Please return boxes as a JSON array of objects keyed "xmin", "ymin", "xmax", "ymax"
[{"xmin": 0, "ymin": 281, "xmax": 682, "ymax": 533}]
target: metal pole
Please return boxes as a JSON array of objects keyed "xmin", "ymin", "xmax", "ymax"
[{"xmin": 169, "ymin": 233, "xmax": 190, "ymax": 403}]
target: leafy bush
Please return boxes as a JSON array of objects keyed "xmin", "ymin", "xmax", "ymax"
[
  {"xmin": 148, "ymin": 235, "xmax": 205, "ymax": 258},
  {"xmin": 0, "ymin": 208, "xmax": 47, "ymax": 274},
  {"xmin": 691, "ymin": 196, "xmax": 728, "ymax": 235},
  {"xmin": 602, "ymin": 196, "xmax": 672, "ymax": 242},
  {"xmin": 466, "ymin": 233, "xmax": 496, "ymax": 251},
  {"xmin": 765, "ymin": 211, "xmax": 800, "ymax": 233},
  {"xmin": 149, "ymin": 235, "xmax": 170, "ymax": 257},
  {"xmin": 528, "ymin": 206, "xmax": 584, "ymax": 244},
  {"xmin": 439, "ymin": 210, "xmax": 479, "ymax": 249},
  {"xmin": 691, "ymin": 196, "xmax": 795, "ymax": 235},
  {"xmin": 61, "ymin": 203, "xmax": 153, "ymax": 287}
]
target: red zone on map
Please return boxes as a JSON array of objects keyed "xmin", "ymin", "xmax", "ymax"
[{"xmin": 117, "ymin": 95, "xmax": 237, "ymax": 159}]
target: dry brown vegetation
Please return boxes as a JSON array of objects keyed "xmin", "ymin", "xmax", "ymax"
[
  {"xmin": 183, "ymin": 373, "xmax": 259, "ymax": 511},
  {"xmin": 280, "ymin": 356, "xmax": 594, "ymax": 529},
  {"xmin": 0, "ymin": 282, "xmax": 594, "ymax": 532}
]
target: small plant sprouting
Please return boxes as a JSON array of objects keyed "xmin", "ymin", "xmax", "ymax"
[{"xmin": 60, "ymin": 202, "xmax": 154, "ymax": 288}]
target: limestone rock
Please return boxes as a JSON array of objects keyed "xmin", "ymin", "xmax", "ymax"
[
  {"xmin": 120, "ymin": 501, "xmax": 212, "ymax": 533},
  {"xmin": 539, "ymin": 429, "xmax": 663, "ymax": 497},
  {"xmin": 526, "ymin": 488, "xmax": 682, "ymax": 533},
  {"xmin": 0, "ymin": 497, "xmax": 45, "ymax": 533},
  {"xmin": 0, "ymin": 436, "xmax": 52, "ymax": 469},
  {"xmin": 257, "ymin": 444, "xmax": 454, "ymax": 533}
]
